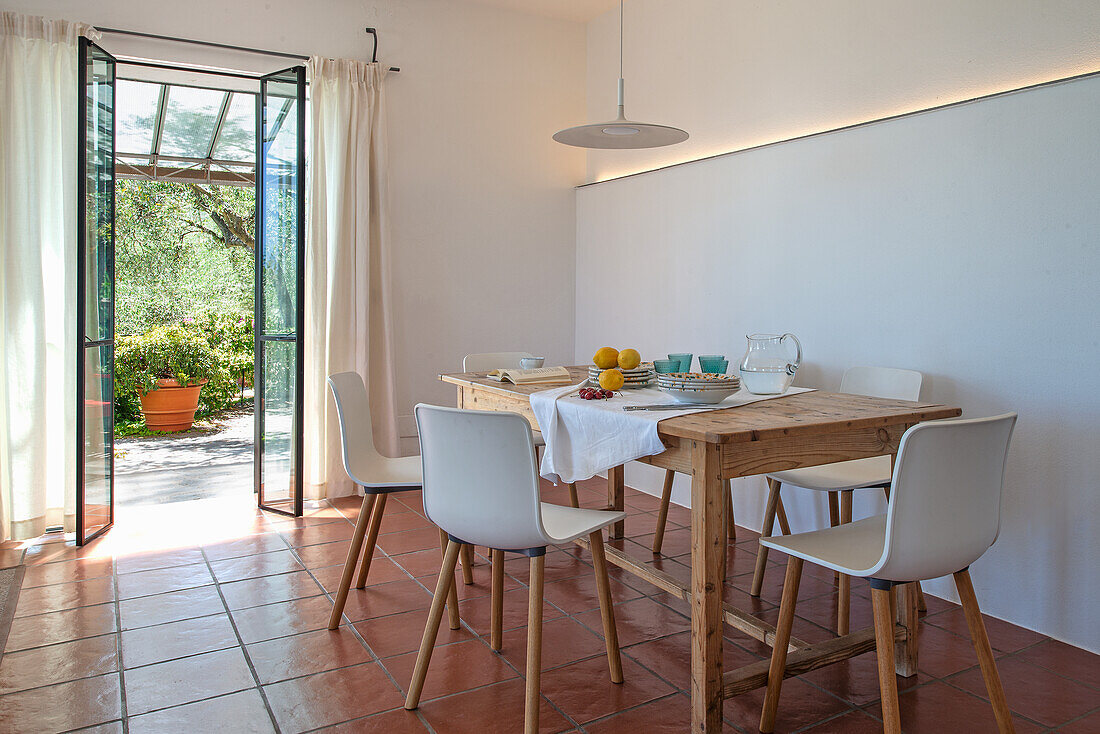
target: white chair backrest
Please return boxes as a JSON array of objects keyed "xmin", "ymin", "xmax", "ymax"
[
  {"xmin": 463, "ymin": 352, "xmax": 535, "ymax": 372},
  {"xmin": 414, "ymin": 403, "xmax": 549, "ymax": 550},
  {"xmin": 871, "ymin": 413, "xmax": 1017, "ymax": 582},
  {"xmin": 840, "ymin": 366, "xmax": 923, "ymax": 401},
  {"xmin": 328, "ymin": 372, "xmax": 381, "ymax": 485}
]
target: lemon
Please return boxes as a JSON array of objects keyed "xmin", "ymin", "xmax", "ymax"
[
  {"xmin": 598, "ymin": 369, "xmax": 625, "ymax": 391},
  {"xmin": 593, "ymin": 347, "xmax": 619, "ymax": 369},
  {"xmin": 617, "ymin": 348, "xmax": 641, "ymax": 370}
]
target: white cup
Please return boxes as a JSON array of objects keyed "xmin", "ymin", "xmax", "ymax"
[{"xmin": 520, "ymin": 357, "xmax": 545, "ymax": 369}]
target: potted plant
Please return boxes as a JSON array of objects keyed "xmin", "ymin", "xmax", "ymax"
[{"xmin": 115, "ymin": 323, "xmax": 220, "ymax": 432}]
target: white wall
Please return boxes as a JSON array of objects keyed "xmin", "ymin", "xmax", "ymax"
[
  {"xmin": 584, "ymin": 0, "xmax": 1100, "ymax": 182},
  {"xmin": 576, "ymin": 0, "xmax": 1100, "ymax": 648},
  {"xmin": 575, "ymin": 74, "xmax": 1100, "ymax": 650},
  {"xmin": 3, "ymin": 0, "xmax": 587, "ymax": 454}
]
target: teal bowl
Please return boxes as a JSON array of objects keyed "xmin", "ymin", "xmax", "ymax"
[
  {"xmin": 653, "ymin": 359, "xmax": 680, "ymax": 374},
  {"xmin": 668, "ymin": 353, "xmax": 693, "ymax": 372}
]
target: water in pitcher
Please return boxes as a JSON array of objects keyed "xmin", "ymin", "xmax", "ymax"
[{"xmin": 740, "ymin": 367, "xmax": 795, "ymax": 395}]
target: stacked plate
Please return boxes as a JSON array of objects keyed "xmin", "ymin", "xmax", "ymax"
[
  {"xmin": 588, "ymin": 363, "xmax": 656, "ymax": 389},
  {"xmin": 657, "ymin": 372, "xmax": 742, "ymax": 404}
]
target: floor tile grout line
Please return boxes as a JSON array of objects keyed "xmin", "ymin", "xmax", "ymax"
[
  {"xmin": 573, "ymin": 690, "xmax": 686, "ymax": 730},
  {"xmin": 279, "ymin": 506, "xmax": 458, "ymax": 723},
  {"xmin": 285, "ymin": 497, "xmax": 452, "ymax": 733},
  {"xmin": 0, "ymin": 665, "xmax": 125, "ymax": 700},
  {"xmin": 935, "ymin": 661, "xmax": 1072, "ymax": 730},
  {"xmin": 121, "ymin": 684, "xmax": 259, "ymax": 722},
  {"xmin": 199, "ymin": 545, "xmax": 283, "ymax": 734},
  {"xmin": 111, "ymin": 557, "xmax": 131, "ymax": 734}
]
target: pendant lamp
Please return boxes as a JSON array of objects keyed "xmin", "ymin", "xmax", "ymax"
[{"xmin": 553, "ymin": 0, "xmax": 688, "ymax": 149}]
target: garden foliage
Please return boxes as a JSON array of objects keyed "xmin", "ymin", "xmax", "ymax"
[{"xmin": 113, "ymin": 179, "xmax": 256, "ymax": 432}]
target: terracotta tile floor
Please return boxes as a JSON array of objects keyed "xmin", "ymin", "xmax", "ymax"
[{"xmin": 1, "ymin": 479, "xmax": 1098, "ymax": 733}]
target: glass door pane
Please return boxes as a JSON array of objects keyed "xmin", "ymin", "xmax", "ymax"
[
  {"xmin": 255, "ymin": 66, "xmax": 305, "ymax": 516},
  {"xmin": 77, "ymin": 39, "xmax": 117, "ymax": 544}
]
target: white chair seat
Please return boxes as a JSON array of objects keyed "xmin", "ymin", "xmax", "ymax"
[
  {"xmin": 761, "ymin": 515, "xmax": 886, "ymax": 577},
  {"xmin": 358, "ymin": 454, "xmax": 422, "ymax": 489},
  {"xmin": 540, "ymin": 502, "xmax": 626, "ymax": 544},
  {"xmin": 767, "ymin": 455, "xmax": 891, "ymax": 492}
]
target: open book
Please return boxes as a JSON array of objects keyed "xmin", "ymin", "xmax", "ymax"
[{"xmin": 487, "ymin": 366, "xmax": 572, "ymax": 385}]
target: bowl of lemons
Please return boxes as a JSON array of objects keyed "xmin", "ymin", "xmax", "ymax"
[{"xmin": 588, "ymin": 347, "xmax": 656, "ymax": 389}]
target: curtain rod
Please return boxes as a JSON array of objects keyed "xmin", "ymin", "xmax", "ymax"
[{"xmin": 96, "ymin": 27, "xmax": 400, "ymax": 72}]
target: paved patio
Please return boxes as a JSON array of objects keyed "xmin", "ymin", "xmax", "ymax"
[{"xmin": 114, "ymin": 408, "xmax": 254, "ymax": 506}]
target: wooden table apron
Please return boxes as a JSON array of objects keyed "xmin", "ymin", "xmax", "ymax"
[{"xmin": 441, "ymin": 367, "xmax": 961, "ymax": 733}]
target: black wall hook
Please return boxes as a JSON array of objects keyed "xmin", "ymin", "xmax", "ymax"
[{"xmin": 365, "ymin": 27, "xmax": 401, "ymax": 72}]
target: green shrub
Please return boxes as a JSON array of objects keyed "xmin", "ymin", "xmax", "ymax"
[{"xmin": 114, "ymin": 313, "xmax": 254, "ymax": 429}]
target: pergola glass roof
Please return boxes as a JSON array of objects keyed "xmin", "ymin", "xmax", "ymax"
[{"xmin": 115, "ymin": 79, "xmax": 267, "ymax": 186}]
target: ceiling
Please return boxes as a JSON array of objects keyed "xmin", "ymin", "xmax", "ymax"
[{"xmin": 455, "ymin": 0, "xmax": 620, "ymax": 23}]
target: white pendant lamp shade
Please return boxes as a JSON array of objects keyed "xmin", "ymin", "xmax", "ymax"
[
  {"xmin": 554, "ymin": 1, "xmax": 687, "ymax": 150},
  {"xmin": 553, "ymin": 80, "xmax": 689, "ymax": 149}
]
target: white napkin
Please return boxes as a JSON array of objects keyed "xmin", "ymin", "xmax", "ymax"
[{"xmin": 530, "ymin": 382, "xmax": 814, "ymax": 484}]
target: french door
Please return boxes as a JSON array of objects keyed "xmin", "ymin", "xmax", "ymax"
[
  {"xmin": 76, "ymin": 39, "xmax": 117, "ymax": 545},
  {"xmin": 254, "ymin": 66, "xmax": 306, "ymax": 516}
]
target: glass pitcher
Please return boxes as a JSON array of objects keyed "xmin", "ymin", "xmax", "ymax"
[{"xmin": 739, "ymin": 333, "xmax": 802, "ymax": 395}]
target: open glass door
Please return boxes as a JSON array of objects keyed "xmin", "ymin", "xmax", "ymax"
[
  {"xmin": 255, "ymin": 66, "xmax": 305, "ymax": 516},
  {"xmin": 76, "ymin": 39, "xmax": 117, "ymax": 545}
]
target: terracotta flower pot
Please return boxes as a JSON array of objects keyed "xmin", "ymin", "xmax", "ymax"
[{"xmin": 139, "ymin": 378, "xmax": 208, "ymax": 432}]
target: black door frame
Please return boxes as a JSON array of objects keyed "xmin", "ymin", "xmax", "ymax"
[
  {"xmin": 76, "ymin": 37, "xmax": 118, "ymax": 545},
  {"xmin": 254, "ymin": 65, "xmax": 306, "ymax": 517}
]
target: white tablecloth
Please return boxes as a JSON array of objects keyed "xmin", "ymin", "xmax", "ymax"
[{"xmin": 530, "ymin": 382, "xmax": 814, "ymax": 484}]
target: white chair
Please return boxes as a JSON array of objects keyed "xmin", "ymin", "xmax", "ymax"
[
  {"xmin": 757, "ymin": 413, "xmax": 1018, "ymax": 734},
  {"xmin": 326, "ymin": 372, "xmax": 462, "ymax": 631},
  {"xmin": 405, "ymin": 404, "xmax": 626, "ymax": 734},
  {"xmin": 463, "ymin": 352, "xmax": 584, "ymax": 509},
  {"xmin": 751, "ymin": 366, "xmax": 924, "ymax": 636}
]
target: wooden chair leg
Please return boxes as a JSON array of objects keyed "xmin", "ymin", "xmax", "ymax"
[
  {"xmin": 775, "ymin": 494, "xmax": 792, "ymax": 535},
  {"xmin": 724, "ymin": 479, "xmax": 736, "ymax": 542},
  {"xmin": 460, "ymin": 544, "xmax": 475, "ymax": 585},
  {"xmin": 838, "ymin": 490, "xmax": 853, "ymax": 635},
  {"xmin": 828, "ymin": 491, "xmax": 840, "ymax": 527},
  {"xmin": 828, "ymin": 491, "xmax": 841, "ymax": 582},
  {"xmin": 751, "ymin": 478, "xmax": 783, "ymax": 597},
  {"xmin": 327, "ymin": 493, "xmax": 375, "ymax": 629},
  {"xmin": 354, "ymin": 493, "xmax": 388, "ymax": 589},
  {"xmin": 871, "ymin": 585, "xmax": 902, "ymax": 734},
  {"xmin": 567, "ymin": 482, "xmax": 580, "ymax": 508},
  {"xmin": 490, "ymin": 548, "xmax": 505, "ymax": 651},
  {"xmin": 437, "ymin": 529, "xmax": 461, "ymax": 630},
  {"xmin": 955, "ymin": 569, "xmax": 1016, "ymax": 733},
  {"xmin": 405, "ymin": 539, "xmax": 462, "ymax": 710},
  {"xmin": 588, "ymin": 530, "xmax": 624, "ymax": 683},
  {"xmin": 759, "ymin": 556, "xmax": 804, "ymax": 733},
  {"xmin": 651, "ymin": 469, "xmax": 675, "ymax": 554},
  {"xmin": 525, "ymin": 553, "xmax": 546, "ymax": 734}
]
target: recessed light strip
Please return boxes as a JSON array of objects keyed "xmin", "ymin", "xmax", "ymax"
[{"xmin": 579, "ymin": 68, "xmax": 1100, "ymax": 188}]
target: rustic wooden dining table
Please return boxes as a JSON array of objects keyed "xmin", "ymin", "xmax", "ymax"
[{"xmin": 440, "ymin": 366, "xmax": 961, "ymax": 733}]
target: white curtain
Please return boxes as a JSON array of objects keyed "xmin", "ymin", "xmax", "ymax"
[
  {"xmin": 0, "ymin": 13, "xmax": 97, "ymax": 541},
  {"xmin": 304, "ymin": 57, "xmax": 399, "ymax": 499}
]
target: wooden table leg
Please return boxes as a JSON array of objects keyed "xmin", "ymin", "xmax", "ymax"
[
  {"xmin": 838, "ymin": 490, "xmax": 853, "ymax": 635},
  {"xmin": 894, "ymin": 581, "xmax": 920, "ymax": 677},
  {"xmin": 607, "ymin": 464, "xmax": 625, "ymax": 539},
  {"xmin": 689, "ymin": 440, "xmax": 725, "ymax": 733}
]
